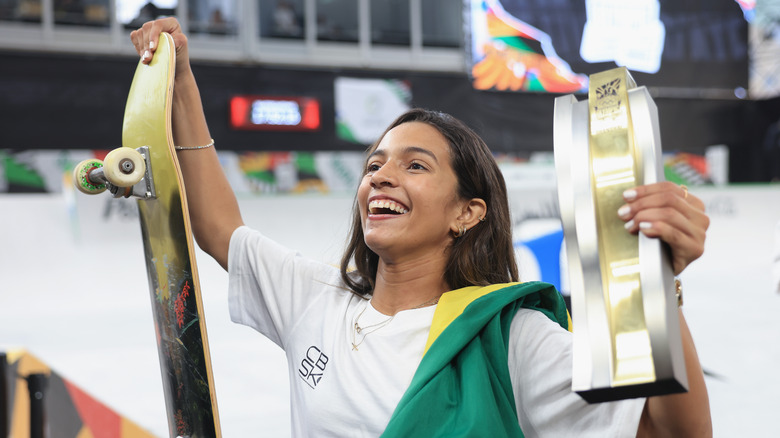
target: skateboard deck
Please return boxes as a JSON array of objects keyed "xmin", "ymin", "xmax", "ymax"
[
  {"xmin": 124, "ymin": 32, "xmax": 221, "ymax": 438},
  {"xmin": 74, "ymin": 32, "xmax": 221, "ymax": 437}
]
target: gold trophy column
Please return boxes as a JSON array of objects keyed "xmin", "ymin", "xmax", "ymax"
[{"xmin": 588, "ymin": 69, "xmax": 654, "ymax": 386}]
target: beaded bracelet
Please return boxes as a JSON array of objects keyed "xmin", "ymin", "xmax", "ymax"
[{"xmin": 175, "ymin": 138, "xmax": 214, "ymax": 150}]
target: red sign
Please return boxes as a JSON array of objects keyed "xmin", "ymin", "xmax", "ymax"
[{"xmin": 230, "ymin": 96, "xmax": 320, "ymax": 131}]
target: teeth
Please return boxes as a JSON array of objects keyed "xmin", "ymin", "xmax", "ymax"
[{"xmin": 369, "ymin": 199, "xmax": 408, "ymax": 214}]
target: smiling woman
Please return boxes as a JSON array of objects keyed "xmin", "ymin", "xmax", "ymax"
[
  {"xmin": 342, "ymin": 111, "xmax": 516, "ymax": 308},
  {"xmin": 131, "ymin": 16, "xmax": 713, "ymax": 438}
]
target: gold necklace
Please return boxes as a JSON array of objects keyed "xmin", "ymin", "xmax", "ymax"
[
  {"xmin": 351, "ymin": 304, "xmax": 394, "ymax": 351},
  {"xmin": 350, "ymin": 296, "xmax": 441, "ymax": 351},
  {"xmin": 410, "ymin": 296, "xmax": 441, "ymax": 309}
]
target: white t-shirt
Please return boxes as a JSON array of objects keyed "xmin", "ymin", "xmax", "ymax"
[{"xmin": 228, "ymin": 226, "xmax": 645, "ymax": 437}]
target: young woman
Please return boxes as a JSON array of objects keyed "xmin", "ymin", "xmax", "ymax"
[{"xmin": 131, "ymin": 18, "xmax": 712, "ymax": 437}]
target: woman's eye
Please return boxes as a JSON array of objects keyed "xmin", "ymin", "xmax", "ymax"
[
  {"xmin": 367, "ymin": 163, "xmax": 381, "ymax": 173},
  {"xmin": 410, "ymin": 162, "xmax": 427, "ymax": 171}
]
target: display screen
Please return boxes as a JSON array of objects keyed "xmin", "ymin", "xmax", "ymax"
[
  {"xmin": 230, "ymin": 96, "xmax": 321, "ymax": 131},
  {"xmin": 466, "ymin": 0, "xmax": 749, "ymax": 94}
]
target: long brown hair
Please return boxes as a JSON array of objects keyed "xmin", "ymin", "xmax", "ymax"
[{"xmin": 339, "ymin": 108, "xmax": 518, "ymax": 296}]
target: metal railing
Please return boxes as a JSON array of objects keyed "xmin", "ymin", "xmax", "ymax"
[{"xmin": 0, "ymin": 0, "xmax": 465, "ymax": 72}]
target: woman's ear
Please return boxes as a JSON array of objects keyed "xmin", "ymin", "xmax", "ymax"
[{"xmin": 451, "ymin": 198, "xmax": 487, "ymax": 235}]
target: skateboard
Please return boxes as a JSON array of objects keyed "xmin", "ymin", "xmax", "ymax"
[{"xmin": 72, "ymin": 32, "xmax": 222, "ymax": 437}]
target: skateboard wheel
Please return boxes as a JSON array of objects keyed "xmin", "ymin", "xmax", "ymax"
[
  {"xmin": 103, "ymin": 147, "xmax": 146, "ymax": 187},
  {"xmin": 73, "ymin": 159, "xmax": 107, "ymax": 194}
]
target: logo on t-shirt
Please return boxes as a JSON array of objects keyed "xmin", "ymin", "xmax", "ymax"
[{"xmin": 298, "ymin": 345, "xmax": 329, "ymax": 389}]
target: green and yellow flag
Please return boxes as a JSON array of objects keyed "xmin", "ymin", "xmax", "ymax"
[{"xmin": 382, "ymin": 282, "xmax": 570, "ymax": 438}]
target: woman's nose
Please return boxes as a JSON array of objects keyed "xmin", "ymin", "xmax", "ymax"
[{"xmin": 370, "ymin": 165, "xmax": 396, "ymax": 187}]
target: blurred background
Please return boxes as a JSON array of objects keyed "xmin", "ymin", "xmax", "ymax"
[{"xmin": 1, "ymin": 0, "xmax": 779, "ymax": 436}]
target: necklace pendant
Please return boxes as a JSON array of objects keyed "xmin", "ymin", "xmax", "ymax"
[
  {"xmin": 354, "ymin": 323, "xmax": 362, "ymax": 334},
  {"xmin": 351, "ymin": 343, "xmax": 358, "ymax": 351}
]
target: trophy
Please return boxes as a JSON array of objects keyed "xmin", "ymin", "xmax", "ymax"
[{"xmin": 553, "ymin": 67, "xmax": 688, "ymax": 403}]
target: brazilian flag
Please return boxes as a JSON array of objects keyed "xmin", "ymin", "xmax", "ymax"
[{"xmin": 383, "ymin": 282, "xmax": 569, "ymax": 437}]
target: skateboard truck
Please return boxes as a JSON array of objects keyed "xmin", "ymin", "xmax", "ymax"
[{"xmin": 73, "ymin": 146, "xmax": 156, "ymax": 200}]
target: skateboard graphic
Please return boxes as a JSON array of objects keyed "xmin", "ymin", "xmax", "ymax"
[{"xmin": 73, "ymin": 33, "xmax": 221, "ymax": 437}]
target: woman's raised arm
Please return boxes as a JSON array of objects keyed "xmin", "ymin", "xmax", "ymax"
[{"xmin": 130, "ymin": 17, "xmax": 243, "ymax": 270}]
